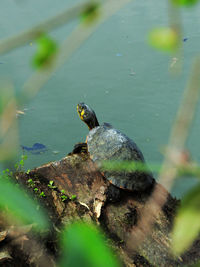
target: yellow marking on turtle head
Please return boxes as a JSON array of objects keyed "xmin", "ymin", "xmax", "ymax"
[
  {"xmin": 77, "ymin": 105, "xmax": 84, "ymax": 120},
  {"xmin": 80, "ymin": 109, "xmax": 85, "ymax": 120}
]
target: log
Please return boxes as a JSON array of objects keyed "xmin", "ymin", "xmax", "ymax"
[{"xmin": 1, "ymin": 152, "xmax": 200, "ymax": 266}]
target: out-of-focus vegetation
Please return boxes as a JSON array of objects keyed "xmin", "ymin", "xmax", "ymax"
[
  {"xmin": 172, "ymin": 0, "xmax": 199, "ymax": 6},
  {"xmin": 32, "ymin": 34, "xmax": 57, "ymax": 69},
  {"xmin": 0, "ymin": 0, "xmax": 200, "ymax": 265},
  {"xmin": 81, "ymin": 2, "xmax": 100, "ymax": 24},
  {"xmin": 0, "ymin": 173, "xmax": 49, "ymax": 231},
  {"xmin": 0, "ymin": 155, "xmax": 49, "ymax": 230},
  {"xmin": 149, "ymin": 27, "xmax": 179, "ymax": 52},
  {"xmin": 102, "ymin": 159, "xmax": 200, "ymax": 179},
  {"xmin": 172, "ymin": 185, "xmax": 200, "ymax": 254},
  {"xmin": 59, "ymin": 222, "xmax": 120, "ymax": 267}
]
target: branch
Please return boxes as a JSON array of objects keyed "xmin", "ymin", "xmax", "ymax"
[
  {"xmin": 0, "ymin": 0, "xmax": 98, "ymax": 54},
  {"xmin": 18, "ymin": 0, "xmax": 131, "ymax": 104}
]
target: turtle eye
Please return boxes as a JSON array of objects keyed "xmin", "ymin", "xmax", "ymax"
[{"xmin": 83, "ymin": 110, "xmax": 89, "ymax": 119}]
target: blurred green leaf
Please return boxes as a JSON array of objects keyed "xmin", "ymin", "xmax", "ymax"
[
  {"xmin": 102, "ymin": 158, "xmax": 200, "ymax": 179},
  {"xmin": 172, "ymin": 183, "xmax": 200, "ymax": 255},
  {"xmin": 171, "ymin": 0, "xmax": 199, "ymax": 6},
  {"xmin": 81, "ymin": 3, "xmax": 100, "ymax": 24},
  {"xmin": 101, "ymin": 160, "xmax": 160, "ymax": 173},
  {"xmin": 59, "ymin": 222, "xmax": 120, "ymax": 267},
  {"xmin": 149, "ymin": 27, "xmax": 179, "ymax": 52},
  {"xmin": 0, "ymin": 174, "xmax": 49, "ymax": 230},
  {"xmin": 32, "ymin": 34, "xmax": 57, "ymax": 68}
]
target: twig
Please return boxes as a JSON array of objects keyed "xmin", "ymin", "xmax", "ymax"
[
  {"xmin": 0, "ymin": 0, "xmax": 99, "ymax": 54},
  {"xmin": 0, "ymin": 85, "xmax": 19, "ymax": 161},
  {"xmin": 18, "ymin": 0, "xmax": 131, "ymax": 104}
]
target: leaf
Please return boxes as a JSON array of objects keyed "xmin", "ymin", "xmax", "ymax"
[
  {"xmin": 101, "ymin": 160, "xmax": 160, "ymax": 173},
  {"xmin": 171, "ymin": 0, "xmax": 199, "ymax": 6},
  {"xmin": 81, "ymin": 3, "xmax": 99, "ymax": 24},
  {"xmin": 172, "ymin": 183, "xmax": 200, "ymax": 255},
  {"xmin": 59, "ymin": 222, "xmax": 120, "ymax": 267},
  {"xmin": 0, "ymin": 175, "xmax": 49, "ymax": 231},
  {"xmin": 149, "ymin": 27, "xmax": 179, "ymax": 52},
  {"xmin": 70, "ymin": 195, "xmax": 77, "ymax": 200},
  {"xmin": 32, "ymin": 34, "xmax": 57, "ymax": 68}
]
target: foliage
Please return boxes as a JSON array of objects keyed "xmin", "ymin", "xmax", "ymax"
[
  {"xmin": 1, "ymin": 168, "xmax": 13, "ymax": 178},
  {"xmin": 40, "ymin": 191, "xmax": 46, "ymax": 197},
  {"xmin": 60, "ymin": 189, "xmax": 68, "ymax": 202},
  {"xmin": 59, "ymin": 222, "xmax": 120, "ymax": 267},
  {"xmin": 102, "ymin": 160, "xmax": 159, "ymax": 173},
  {"xmin": 70, "ymin": 194, "xmax": 77, "ymax": 201},
  {"xmin": 0, "ymin": 173, "xmax": 49, "ymax": 230},
  {"xmin": 48, "ymin": 180, "xmax": 57, "ymax": 189},
  {"xmin": 32, "ymin": 34, "xmax": 57, "ymax": 68},
  {"xmin": 81, "ymin": 3, "xmax": 100, "ymax": 24},
  {"xmin": 149, "ymin": 27, "xmax": 179, "ymax": 52},
  {"xmin": 27, "ymin": 178, "xmax": 35, "ymax": 188},
  {"xmin": 15, "ymin": 154, "xmax": 27, "ymax": 172},
  {"xmin": 61, "ymin": 194, "xmax": 68, "ymax": 202},
  {"xmin": 171, "ymin": 0, "xmax": 199, "ymax": 6},
  {"xmin": 172, "ymin": 184, "xmax": 200, "ymax": 255}
]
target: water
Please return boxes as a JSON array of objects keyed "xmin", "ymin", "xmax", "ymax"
[{"xmin": 1, "ymin": 0, "xmax": 200, "ymax": 198}]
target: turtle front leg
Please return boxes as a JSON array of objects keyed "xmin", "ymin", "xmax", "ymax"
[{"xmin": 71, "ymin": 142, "xmax": 88, "ymax": 154}]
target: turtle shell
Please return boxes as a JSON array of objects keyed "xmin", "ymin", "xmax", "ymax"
[{"xmin": 87, "ymin": 123, "xmax": 154, "ymax": 191}]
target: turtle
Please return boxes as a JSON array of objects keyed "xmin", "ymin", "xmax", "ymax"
[{"xmin": 73, "ymin": 102, "xmax": 155, "ymax": 191}]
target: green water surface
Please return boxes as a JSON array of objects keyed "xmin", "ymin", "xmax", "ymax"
[{"xmin": 1, "ymin": 0, "xmax": 200, "ymax": 198}]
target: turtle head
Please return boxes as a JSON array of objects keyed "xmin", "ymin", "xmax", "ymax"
[{"xmin": 77, "ymin": 103, "xmax": 99, "ymax": 130}]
